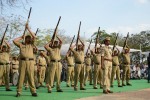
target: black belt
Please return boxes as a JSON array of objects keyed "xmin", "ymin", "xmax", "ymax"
[
  {"xmin": 12, "ymin": 64, "xmax": 18, "ymax": 65},
  {"xmin": 51, "ymin": 60, "xmax": 61, "ymax": 62},
  {"xmin": 21, "ymin": 58, "xmax": 34, "ymax": 61},
  {"xmin": 68, "ymin": 65, "xmax": 74, "ymax": 67},
  {"xmin": 13, "ymin": 68, "xmax": 18, "ymax": 70},
  {"xmin": 113, "ymin": 64, "xmax": 118, "ymax": 66},
  {"xmin": 95, "ymin": 63, "xmax": 100, "ymax": 65},
  {"xmin": 76, "ymin": 62, "xmax": 84, "ymax": 64},
  {"xmin": 39, "ymin": 65, "xmax": 46, "ymax": 66},
  {"xmin": 0, "ymin": 63, "xmax": 9, "ymax": 65}
]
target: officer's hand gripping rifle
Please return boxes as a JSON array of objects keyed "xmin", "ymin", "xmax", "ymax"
[
  {"xmin": 0, "ymin": 24, "xmax": 9, "ymax": 46},
  {"xmin": 50, "ymin": 16, "xmax": 61, "ymax": 47}
]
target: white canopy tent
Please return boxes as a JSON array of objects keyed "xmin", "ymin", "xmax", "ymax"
[{"xmin": 60, "ymin": 42, "xmax": 141, "ymax": 56}]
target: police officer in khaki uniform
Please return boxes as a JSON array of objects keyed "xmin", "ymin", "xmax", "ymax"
[
  {"xmin": 11, "ymin": 56, "xmax": 19, "ymax": 74},
  {"xmin": 37, "ymin": 51, "xmax": 47, "ymax": 87},
  {"xmin": 42, "ymin": 51, "xmax": 51, "ymax": 87},
  {"xmin": 110, "ymin": 47, "xmax": 122, "ymax": 87},
  {"xmin": 13, "ymin": 23, "xmax": 37, "ymax": 97},
  {"xmin": 70, "ymin": 39, "xmax": 86, "ymax": 91},
  {"xmin": 84, "ymin": 53, "xmax": 92, "ymax": 86},
  {"xmin": 65, "ymin": 51, "xmax": 74, "ymax": 87},
  {"xmin": 122, "ymin": 45, "xmax": 132, "ymax": 86},
  {"xmin": 44, "ymin": 36, "xmax": 63, "ymax": 93},
  {"xmin": 101, "ymin": 37, "xmax": 113, "ymax": 94},
  {"xmin": 91, "ymin": 47, "xmax": 102, "ymax": 89},
  {"xmin": 0, "ymin": 41, "xmax": 12, "ymax": 91}
]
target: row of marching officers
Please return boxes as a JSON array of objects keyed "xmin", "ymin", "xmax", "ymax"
[{"xmin": 0, "ymin": 23, "xmax": 132, "ymax": 97}]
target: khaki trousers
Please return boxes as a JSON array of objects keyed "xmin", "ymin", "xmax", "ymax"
[
  {"xmin": 47, "ymin": 62, "xmax": 62, "ymax": 91},
  {"xmin": 34, "ymin": 65, "xmax": 38, "ymax": 87},
  {"xmin": 122, "ymin": 64, "xmax": 130, "ymax": 84},
  {"xmin": 103, "ymin": 61, "xmax": 112, "ymax": 91},
  {"xmin": 0, "ymin": 65, "xmax": 10, "ymax": 89},
  {"xmin": 67, "ymin": 66, "xmax": 74, "ymax": 86},
  {"xmin": 84, "ymin": 65, "xmax": 92, "ymax": 85},
  {"xmin": 98, "ymin": 68, "xmax": 103, "ymax": 87},
  {"xmin": 17, "ymin": 60, "xmax": 36, "ymax": 94},
  {"xmin": 110, "ymin": 65, "xmax": 121, "ymax": 85},
  {"xmin": 38, "ymin": 66, "xmax": 46, "ymax": 85},
  {"xmin": 74, "ymin": 63, "xmax": 85, "ymax": 88},
  {"xmin": 93, "ymin": 64, "xmax": 101, "ymax": 87}
]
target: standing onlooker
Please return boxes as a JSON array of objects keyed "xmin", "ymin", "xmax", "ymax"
[{"xmin": 147, "ymin": 53, "xmax": 150, "ymax": 83}]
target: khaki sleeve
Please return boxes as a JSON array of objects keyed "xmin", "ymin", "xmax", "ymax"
[
  {"xmin": 46, "ymin": 46, "xmax": 52, "ymax": 52},
  {"xmin": 101, "ymin": 47, "xmax": 104, "ymax": 56}
]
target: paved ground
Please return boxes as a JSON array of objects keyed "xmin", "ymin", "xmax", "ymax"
[{"xmin": 77, "ymin": 88, "xmax": 150, "ymax": 100}]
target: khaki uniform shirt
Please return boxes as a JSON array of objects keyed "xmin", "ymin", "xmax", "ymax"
[
  {"xmin": 122, "ymin": 53, "xmax": 130, "ymax": 65},
  {"xmin": 47, "ymin": 47, "xmax": 61, "ymax": 61},
  {"xmin": 93, "ymin": 53, "xmax": 101, "ymax": 64},
  {"xmin": 72, "ymin": 50, "xmax": 84, "ymax": 63},
  {"xmin": 0, "ymin": 51, "xmax": 10, "ymax": 64},
  {"xmin": 85, "ymin": 56, "xmax": 91, "ymax": 65},
  {"xmin": 102, "ymin": 45, "xmax": 112, "ymax": 60},
  {"xmin": 66, "ymin": 56, "xmax": 74, "ymax": 66},
  {"xmin": 112, "ymin": 56, "xmax": 119, "ymax": 66},
  {"xmin": 19, "ymin": 44, "xmax": 34, "ymax": 58},
  {"xmin": 11, "ymin": 60, "xmax": 19, "ymax": 69},
  {"xmin": 37, "ymin": 56, "xmax": 47, "ymax": 66}
]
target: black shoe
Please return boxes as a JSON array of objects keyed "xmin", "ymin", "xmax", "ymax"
[
  {"xmin": 16, "ymin": 93, "xmax": 21, "ymax": 97},
  {"xmin": 84, "ymin": 84, "xmax": 86, "ymax": 86},
  {"xmin": 107, "ymin": 90, "xmax": 113, "ymax": 93},
  {"xmin": 100, "ymin": 86, "xmax": 103, "ymax": 89},
  {"xmin": 71, "ymin": 84, "xmax": 74, "ymax": 87},
  {"xmin": 6, "ymin": 89, "xmax": 12, "ymax": 91},
  {"xmin": 93, "ymin": 87, "xmax": 98, "ymax": 89},
  {"xmin": 74, "ymin": 87, "xmax": 77, "ymax": 91},
  {"xmin": 57, "ymin": 89, "xmax": 63, "ymax": 92},
  {"xmin": 89, "ymin": 83, "xmax": 93, "ymax": 85},
  {"xmin": 111, "ymin": 85, "xmax": 113, "ymax": 87},
  {"xmin": 122, "ymin": 83, "xmax": 126, "ymax": 86},
  {"xmin": 36, "ymin": 87, "xmax": 39, "ymax": 89},
  {"xmin": 32, "ymin": 93, "xmax": 37, "ymax": 97},
  {"xmin": 25, "ymin": 87, "xmax": 28, "ymax": 90},
  {"xmin": 80, "ymin": 88, "xmax": 86, "ymax": 90},
  {"xmin": 103, "ymin": 90, "xmax": 109, "ymax": 94},
  {"xmin": 126, "ymin": 83, "xmax": 132, "ymax": 86},
  {"xmin": 118, "ymin": 85, "xmax": 122, "ymax": 87},
  {"xmin": 66, "ymin": 85, "xmax": 70, "ymax": 87},
  {"xmin": 48, "ymin": 90, "xmax": 52, "ymax": 93}
]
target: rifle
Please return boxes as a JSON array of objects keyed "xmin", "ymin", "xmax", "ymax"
[
  {"xmin": 67, "ymin": 35, "xmax": 75, "ymax": 52},
  {"xmin": 23, "ymin": 7, "xmax": 32, "ymax": 38},
  {"xmin": 76, "ymin": 21, "xmax": 81, "ymax": 51},
  {"xmin": 123, "ymin": 32, "xmax": 129, "ymax": 50},
  {"xmin": 0, "ymin": 24, "xmax": 9, "ymax": 46},
  {"xmin": 35, "ymin": 28, "xmax": 39, "ymax": 36},
  {"xmin": 86, "ymin": 39, "xmax": 92, "ymax": 55},
  {"xmin": 112, "ymin": 33, "xmax": 119, "ymax": 52},
  {"xmin": 50, "ymin": 16, "xmax": 61, "ymax": 46},
  {"xmin": 95, "ymin": 27, "xmax": 100, "ymax": 52}
]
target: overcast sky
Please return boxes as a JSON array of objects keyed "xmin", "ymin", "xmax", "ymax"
[{"xmin": 5, "ymin": 0, "xmax": 150, "ymax": 38}]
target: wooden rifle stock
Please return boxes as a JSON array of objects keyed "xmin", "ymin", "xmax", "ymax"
[
  {"xmin": 51, "ymin": 16, "xmax": 61, "ymax": 46},
  {"xmin": 123, "ymin": 32, "xmax": 129, "ymax": 50},
  {"xmin": 0, "ymin": 24, "xmax": 9, "ymax": 46},
  {"xmin": 76, "ymin": 21, "xmax": 81, "ymax": 51},
  {"xmin": 86, "ymin": 39, "xmax": 92, "ymax": 55},
  {"xmin": 95, "ymin": 27, "xmax": 100, "ymax": 52},
  {"xmin": 23, "ymin": 7, "xmax": 32, "ymax": 37},
  {"xmin": 68, "ymin": 35, "xmax": 75, "ymax": 52},
  {"xmin": 112, "ymin": 33, "xmax": 119, "ymax": 52},
  {"xmin": 35, "ymin": 28, "xmax": 39, "ymax": 36}
]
